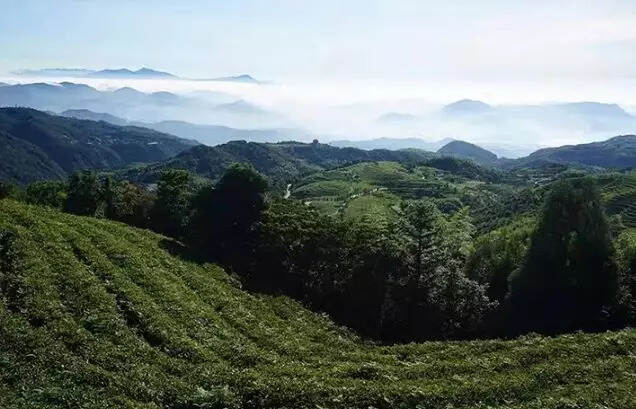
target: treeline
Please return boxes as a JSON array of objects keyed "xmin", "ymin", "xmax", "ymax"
[{"xmin": 1, "ymin": 167, "xmax": 634, "ymax": 341}]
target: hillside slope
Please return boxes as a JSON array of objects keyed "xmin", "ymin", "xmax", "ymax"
[
  {"xmin": 0, "ymin": 108, "xmax": 196, "ymax": 184},
  {"xmin": 0, "ymin": 200, "xmax": 634, "ymax": 408},
  {"xmin": 122, "ymin": 140, "xmax": 435, "ymax": 185},
  {"xmin": 510, "ymin": 135, "xmax": 636, "ymax": 169},
  {"xmin": 437, "ymin": 140, "xmax": 498, "ymax": 165}
]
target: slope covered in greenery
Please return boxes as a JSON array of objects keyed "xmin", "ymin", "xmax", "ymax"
[
  {"xmin": 598, "ymin": 171, "xmax": 636, "ymax": 228},
  {"xmin": 291, "ymin": 159, "xmax": 526, "ymax": 230},
  {"xmin": 510, "ymin": 135, "xmax": 636, "ymax": 169},
  {"xmin": 0, "ymin": 108, "xmax": 197, "ymax": 184},
  {"xmin": 437, "ymin": 140, "xmax": 498, "ymax": 165},
  {"xmin": 121, "ymin": 140, "xmax": 434, "ymax": 186},
  {"xmin": 0, "ymin": 199, "xmax": 634, "ymax": 408}
]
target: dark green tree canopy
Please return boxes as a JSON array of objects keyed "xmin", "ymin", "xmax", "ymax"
[{"xmin": 510, "ymin": 177, "xmax": 618, "ymax": 333}]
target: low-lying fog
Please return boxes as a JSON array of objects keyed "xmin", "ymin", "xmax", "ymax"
[{"xmin": 2, "ymin": 74, "xmax": 635, "ymax": 156}]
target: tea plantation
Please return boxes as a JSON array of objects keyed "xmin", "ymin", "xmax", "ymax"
[{"xmin": 0, "ymin": 200, "xmax": 634, "ymax": 408}]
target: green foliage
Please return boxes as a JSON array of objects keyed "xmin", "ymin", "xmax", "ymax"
[
  {"xmin": 120, "ymin": 140, "xmax": 434, "ymax": 187},
  {"xmin": 600, "ymin": 171, "xmax": 636, "ymax": 228},
  {"xmin": 466, "ymin": 217, "xmax": 536, "ymax": 303},
  {"xmin": 64, "ymin": 170, "xmax": 102, "ymax": 216},
  {"xmin": 615, "ymin": 229, "xmax": 636, "ymax": 324},
  {"xmin": 437, "ymin": 140, "xmax": 498, "ymax": 165},
  {"xmin": 151, "ymin": 169, "xmax": 193, "ymax": 238},
  {"xmin": 25, "ymin": 180, "xmax": 67, "ymax": 208},
  {"xmin": 512, "ymin": 135, "xmax": 636, "ymax": 169},
  {"xmin": 510, "ymin": 177, "xmax": 619, "ymax": 333},
  {"xmin": 389, "ymin": 202, "xmax": 495, "ymax": 340},
  {"xmin": 0, "ymin": 107, "xmax": 195, "ymax": 184},
  {"xmin": 105, "ymin": 180, "xmax": 156, "ymax": 228},
  {"xmin": 0, "ymin": 181, "xmax": 22, "ymax": 201},
  {"xmin": 1, "ymin": 200, "xmax": 634, "ymax": 408},
  {"xmin": 189, "ymin": 164, "xmax": 267, "ymax": 269}
]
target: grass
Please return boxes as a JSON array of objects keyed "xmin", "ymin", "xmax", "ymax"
[{"xmin": 0, "ymin": 199, "xmax": 635, "ymax": 408}]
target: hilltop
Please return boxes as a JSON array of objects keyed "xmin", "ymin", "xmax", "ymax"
[
  {"xmin": 0, "ymin": 108, "xmax": 196, "ymax": 184},
  {"xmin": 0, "ymin": 199, "xmax": 634, "ymax": 408},
  {"xmin": 437, "ymin": 140, "xmax": 498, "ymax": 165}
]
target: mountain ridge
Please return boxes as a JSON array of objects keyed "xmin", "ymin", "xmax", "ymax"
[{"xmin": 0, "ymin": 108, "xmax": 197, "ymax": 184}]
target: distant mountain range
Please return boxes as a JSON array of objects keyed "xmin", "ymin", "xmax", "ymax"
[
  {"xmin": 2, "ymin": 107, "xmax": 634, "ymax": 185},
  {"xmin": 204, "ymin": 74, "xmax": 260, "ymax": 84},
  {"xmin": 373, "ymin": 99, "xmax": 636, "ymax": 148},
  {"xmin": 59, "ymin": 109, "xmax": 307, "ymax": 146},
  {"xmin": 0, "ymin": 108, "xmax": 196, "ymax": 184},
  {"xmin": 14, "ymin": 68, "xmax": 262, "ymax": 83},
  {"xmin": 0, "ymin": 81, "xmax": 286, "ymax": 128},
  {"xmin": 60, "ymin": 109, "xmax": 128, "ymax": 126},
  {"xmin": 15, "ymin": 67, "xmax": 176, "ymax": 79}
]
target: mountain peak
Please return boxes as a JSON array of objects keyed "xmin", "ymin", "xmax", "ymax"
[
  {"xmin": 438, "ymin": 140, "xmax": 498, "ymax": 164},
  {"xmin": 210, "ymin": 74, "xmax": 260, "ymax": 83},
  {"xmin": 89, "ymin": 67, "xmax": 176, "ymax": 79},
  {"xmin": 442, "ymin": 99, "xmax": 492, "ymax": 115}
]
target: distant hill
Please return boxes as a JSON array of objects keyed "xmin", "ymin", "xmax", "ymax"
[
  {"xmin": 88, "ymin": 67, "xmax": 176, "ymax": 79},
  {"xmin": 0, "ymin": 82, "xmax": 288, "ymax": 127},
  {"xmin": 0, "ymin": 108, "xmax": 197, "ymax": 184},
  {"xmin": 214, "ymin": 99, "xmax": 268, "ymax": 114},
  {"xmin": 121, "ymin": 140, "xmax": 435, "ymax": 185},
  {"xmin": 330, "ymin": 137, "xmax": 453, "ymax": 152},
  {"xmin": 59, "ymin": 108, "xmax": 309, "ymax": 146},
  {"xmin": 208, "ymin": 74, "xmax": 260, "ymax": 83},
  {"xmin": 13, "ymin": 68, "xmax": 96, "ymax": 77},
  {"xmin": 510, "ymin": 135, "xmax": 636, "ymax": 169},
  {"xmin": 14, "ymin": 67, "xmax": 177, "ymax": 79},
  {"xmin": 442, "ymin": 99, "xmax": 492, "ymax": 115},
  {"xmin": 60, "ymin": 109, "xmax": 128, "ymax": 126},
  {"xmin": 376, "ymin": 112, "xmax": 420, "ymax": 123},
  {"xmin": 437, "ymin": 140, "xmax": 498, "ymax": 165},
  {"xmin": 137, "ymin": 120, "xmax": 307, "ymax": 146}
]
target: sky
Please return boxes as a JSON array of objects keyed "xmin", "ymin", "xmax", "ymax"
[
  {"xmin": 2, "ymin": 0, "xmax": 636, "ymax": 83},
  {"xmin": 1, "ymin": 0, "xmax": 636, "ymax": 146}
]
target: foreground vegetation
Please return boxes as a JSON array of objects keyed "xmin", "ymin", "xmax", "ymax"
[
  {"xmin": 3, "ymin": 163, "xmax": 634, "ymax": 342},
  {"xmin": 1, "ymin": 199, "xmax": 635, "ymax": 408}
]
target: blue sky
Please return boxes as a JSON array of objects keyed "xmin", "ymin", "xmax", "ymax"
[{"xmin": 2, "ymin": 0, "xmax": 636, "ymax": 82}]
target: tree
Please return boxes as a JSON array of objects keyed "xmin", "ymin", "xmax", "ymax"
[
  {"xmin": 383, "ymin": 202, "xmax": 495, "ymax": 340},
  {"xmin": 465, "ymin": 217, "xmax": 535, "ymax": 304},
  {"xmin": 509, "ymin": 177, "xmax": 618, "ymax": 334},
  {"xmin": 25, "ymin": 181, "xmax": 67, "ymax": 208},
  {"xmin": 151, "ymin": 169, "xmax": 192, "ymax": 238},
  {"xmin": 189, "ymin": 164, "xmax": 267, "ymax": 269},
  {"xmin": 0, "ymin": 182, "xmax": 22, "ymax": 201},
  {"xmin": 394, "ymin": 200, "xmax": 446, "ymax": 339},
  {"xmin": 64, "ymin": 171, "xmax": 102, "ymax": 216},
  {"xmin": 106, "ymin": 181, "xmax": 155, "ymax": 228}
]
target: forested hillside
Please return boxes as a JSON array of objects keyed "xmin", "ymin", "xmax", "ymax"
[
  {"xmin": 0, "ymin": 108, "xmax": 196, "ymax": 184},
  {"xmin": 509, "ymin": 135, "xmax": 636, "ymax": 169},
  {"xmin": 0, "ymin": 199, "xmax": 634, "ymax": 409},
  {"xmin": 121, "ymin": 140, "xmax": 435, "ymax": 185}
]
